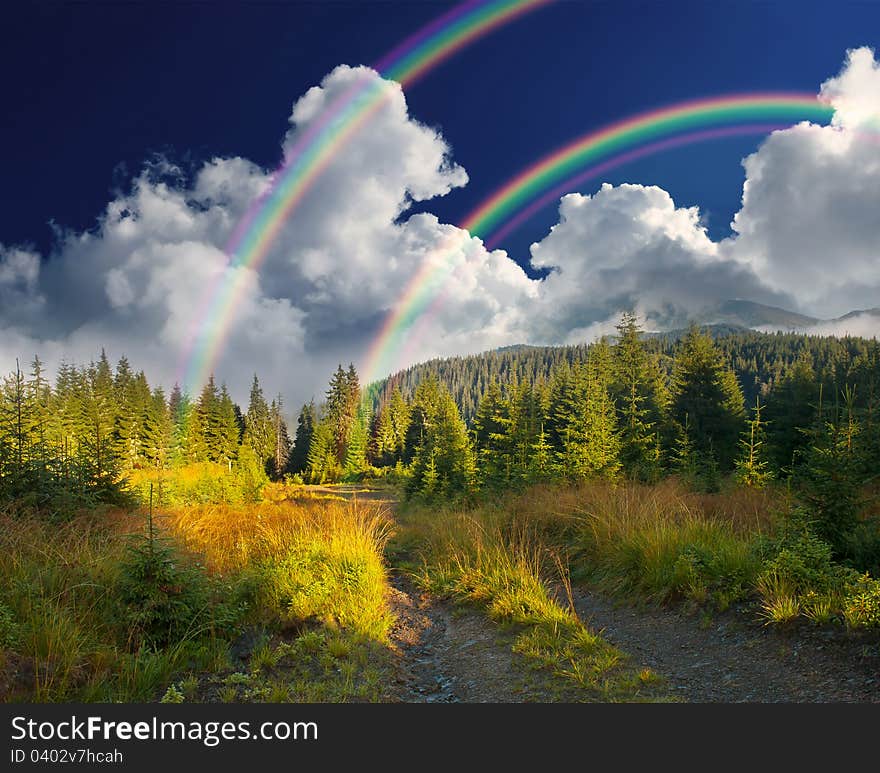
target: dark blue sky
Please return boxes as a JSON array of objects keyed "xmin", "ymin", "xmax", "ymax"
[{"xmin": 2, "ymin": 1, "xmax": 877, "ymax": 267}]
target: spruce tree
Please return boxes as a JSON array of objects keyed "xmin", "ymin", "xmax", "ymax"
[
  {"xmin": 612, "ymin": 312, "xmax": 667, "ymax": 480},
  {"xmin": 243, "ymin": 374, "xmax": 274, "ymax": 472},
  {"xmin": 407, "ymin": 379, "xmax": 474, "ymax": 497},
  {"xmin": 735, "ymin": 396, "xmax": 773, "ymax": 488},
  {"xmin": 670, "ymin": 325, "xmax": 745, "ymax": 471},
  {"xmin": 288, "ymin": 402, "xmax": 316, "ymax": 475},
  {"xmin": 218, "ymin": 385, "xmax": 241, "ymax": 469},
  {"xmin": 269, "ymin": 395, "xmax": 291, "ymax": 479},
  {"xmin": 473, "ymin": 379, "xmax": 511, "ymax": 486},
  {"xmin": 168, "ymin": 384, "xmax": 193, "ymax": 466}
]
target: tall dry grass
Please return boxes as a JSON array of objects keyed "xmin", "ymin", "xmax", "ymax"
[
  {"xmin": 398, "ymin": 500, "xmax": 668, "ymax": 700},
  {"xmin": 0, "ymin": 504, "xmax": 221, "ymax": 702},
  {"xmin": 0, "ymin": 496, "xmax": 397, "ymax": 702},
  {"xmin": 162, "ymin": 499, "xmax": 396, "ymax": 641}
]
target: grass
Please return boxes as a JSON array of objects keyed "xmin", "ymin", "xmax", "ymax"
[
  {"xmin": 567, "ymin": 479, "xmax": 773, "ymax": 607},
  {"xmin": 0, "ymin": 494, "xmax": 398, "ymax": 703},
  {"xmin": 395, "ymin": 500, "xmax": 670, "ymax": 701},
  {"xmin": 163, "ymin": 498, "xmax": 395, "ymax": 641},
  {"xmin": 0, "ymin": 503, "xmax": 218, "ymax": 701}
]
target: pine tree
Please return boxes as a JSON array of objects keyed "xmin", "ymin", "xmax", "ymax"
[
  {"xmin": 343, "ymin": 405, "xmax": 369, "ymax": 480},
  {"xmin": 735, "ymin": 396, "xmax": 773, "ymax": 488},
  {"xmin": 1, "ymin": 359, "xmax": 28, "ymax": 470},
  {"xmin": 369, "ymin": 404, "xmax": 396, "ymax": 467},
  {"xmin": 189, "ymin": 377, "xmax": 220, "ymax": 463},
  {"xmin": 269, "ymin": 395, "xmax": 291, "ymax": 479},
  {"xmin": 26, "ymin": 355, "xmax": 52, "ymax": 455},
  {"xmin": 764, "ymin": 354, "xmax": 819, "ymax": 474},
  {"xmin": 288, "ymin": 402, "xmax": 316, "ymax": 475},
  {"xmin": 243, "ymin": 374, "xmax": 274, "ymax": 472},
  {"xmin": 141, "ymin": 387, "xmax": 171, "ymax": 469},
  {"xmin": 473, "ymin": 379, "xmax": 511, "ymax": 486},
  {"xmin": 507, "ymin": 381, "xmax": 542, "ymax": 480},
  {"xmin": 168, "ymin": 384, "xmax": 193, "ymax": 466},
  {"xmin": 612, "ymin": 312, "xmax": 667, "ymax": 480},
  {"xmin": 407, "ymin": 379, "xmax": 474, "ymax": 497},
  {"xmin": 528, "ymin": 423, "xmax": 553, "ymax": 483},
  {"xmin": 387, "ymin": 386, "xmax": 411, "ymax": 461},
  {"xmin": 800, "ymin": 386, "xmax": 864, "ymax": 554},
  {"xmin": 670, "ymin": 325, "xmax": 745, "ymax": 471},
  {"xmin": 306, "ymin": 417, "xmax": 339, "ymax": 483},
  {"xmin": 217, "ymin": 385, "xmax": 241, "ymax": 469},
  {"xmin": 86, "ymin": 352, "xmax": 116, "ymax": 476},
  {"xmin": 325, "ymin": 364, "xmax": 354, "ymax": 464}
]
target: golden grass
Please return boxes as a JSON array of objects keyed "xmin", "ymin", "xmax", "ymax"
[
  {"xmin": 160, "ymin": 499, "xmax": 396, "ymax": 642},
  {"xmin": 398, "ymin": 500, "xmax": 670, "ymax": 701}
]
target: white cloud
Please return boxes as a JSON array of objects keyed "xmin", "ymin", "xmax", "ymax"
[
  {"xmin": 820, "ymin": 46, "xmax": 880, "ymax": 130},
  {"xmin": 726, "ymin": 47, "xmax": 880, "ymax": 317},
  {"xmin": 0, "ymin": 66, "xmax": 529, "ymax": 406},
  {"xmin": 525, "ymin": 184, "xmax": 792, "ymax": 340},
  {"xmin": 2, "ymin": 49, "xmax": 880, "ymax": 409}
]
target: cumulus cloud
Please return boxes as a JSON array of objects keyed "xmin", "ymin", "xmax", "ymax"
[
  {"xmin": 726, "ymin": 47, "xmax": 880, "ymax": 317},
  {"xmin": 820, "ymin": 46, "xmax": 880, "ymax": 130},
  {"xmin": 2, "ymin": 49, "xmax": 880, "ymax": 409},
  {"xmin": 0, "ymin": 66, "xmax": 531, "ymax": 406},
  {"xmin": 525, "ymin": 183, "xmax": 793, "ymax": 340},
  {"xmin": 522, "ymin": 46, "xmax": 880, "ymax": 339}
]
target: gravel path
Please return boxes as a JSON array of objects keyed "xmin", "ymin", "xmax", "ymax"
[
  {"xmin": 386, "ymin": 574, "xmax": 544, "ymax": 702},
  {"xmin": 572, "ymin": 589, "xmax": 880, "ymax": 702}
]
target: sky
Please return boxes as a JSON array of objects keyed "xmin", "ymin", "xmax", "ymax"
[{"xmin": 2, "ymin": 0, "xmax": 880, "ymax": 409}]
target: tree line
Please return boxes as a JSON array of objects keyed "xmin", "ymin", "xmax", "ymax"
[
  {"xmin": 3, "ymin": 314, "xmax": 879, "ymax": 549},
  {"xmin": 0, "ymin": 351, "xmax": 292, "ymax": 504}
]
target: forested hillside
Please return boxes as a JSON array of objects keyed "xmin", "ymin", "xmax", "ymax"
[
  {"xmin": 2, "ymin": 314, "xmax": 879, "ymax": 705},
  {"xmin": 367, "ymin": 327, "xmax": 879, "ymax": 422}
]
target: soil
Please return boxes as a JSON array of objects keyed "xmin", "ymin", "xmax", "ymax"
[
  {"xmin": 310, "ymin": 484, "xmax": 880, "ymax": 703},
  {"xmin": 571, "ymin": 589, "xmax": 880, "ymax": 703},
  {"xmin": 386, "ymin": 573, "xmax": 582, "ymax": 703}
]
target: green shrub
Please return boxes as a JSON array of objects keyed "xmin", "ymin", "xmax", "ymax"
[
  {"xmin": 842, "ymin": 574, "xmax": 880, "ymax": 628},
  {"xmin": 116, "ymin": 511, "xmax": 249, "ymax": 649},
  {"xmin": 755, "ymin": 517, "xmax": 847, "ymax": 595},
  {"xmin": 842, "ymin": 520, "xmax": 880, "ymax": 576},
  {"xmin": 0, "ymin": 600, "xmax": 19, "ymax": 649}
]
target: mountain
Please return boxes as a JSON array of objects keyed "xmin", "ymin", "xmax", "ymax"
[
  {"xmin": 697, "ymin": 299, "xmax": 880, "ymax": 333},
  {"xmin": 697, "ymin": 300, "xmax": 819, "ymax": 330},
  {"xmin": 834, "ymin": 307, "xmax": 880, "ymax": 322}
]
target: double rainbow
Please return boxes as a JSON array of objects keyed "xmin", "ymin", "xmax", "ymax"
[
  {"xmin": 362, "ymin": 94, "xmax": 836, "ymax": 383},
  {"xmin": 178, "ymin": 0, "xmax": 552, "ymax": 395}
]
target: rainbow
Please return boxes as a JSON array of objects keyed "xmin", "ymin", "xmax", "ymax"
[
  {"xmin": 178, "ymin": 0, "xmax": 552, "ymax": 395},
  {"xmin": 362, "ymin": 94, "xmax": 838, "ymax": 384}
]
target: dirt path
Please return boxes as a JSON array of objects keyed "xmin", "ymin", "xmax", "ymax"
[
  {"xmin": 386, "ymin": 573, "xmax": 556, "ymax": 703},
  {"xmin": 324, "ymin": 484, "xmax": 880, "ymax": 702},
  {"xmin": 572, "ymin": 589, "xmax": 880, "ymax": 702}
]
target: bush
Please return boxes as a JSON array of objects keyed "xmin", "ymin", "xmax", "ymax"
[
  {"xmin": 117, "ymin": 513, "xmax": 246, "ymax": 649},
  {"xmin": 0, "ymin": 600, "xmax": 19, "ymax": 649},
  {"xmin": 842, "ymin": 574, "xmax": 880, "ymax": 628},
  {"xmin": 755, "ymin": 519, "xmax": 845, "ymax": 596},
  {"xmin": 842, "ymin": 520, "xmax": 880, "ymax": 576}
]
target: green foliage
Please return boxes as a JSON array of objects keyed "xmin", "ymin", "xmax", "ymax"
[
  {"xmin": 735, "ymin": 397, "xmax": 774, "ymax": 489},
  {"xmin": 798, "ymin": 387, "xmax": 865, "ymax": 554},
  {"xmin": 842, "ymin": 520, "xmax": 880, "ymax": 576},
  {"xmin": 612, "ymin": 312, "xmax": 667, "ymax": 480},
  {"xmin": 405, "ymin": 378, "xmax": 475, "ymax": 499},
  {"xmin": 243, "ymin": 375, "xmax": 274, "ymax": 472},
  {"xmin": 755, "ymin": 518, "xmax": 846, "ymax": 596},
  {"xmin": 0, "ymin": 600, "xmax": 20, "ymax": 649},
  {"xmin": 117, "ymin": 513, "xmax": 213, "ymax": 649},
  {"xmin": 670, "ymin": 325, "xmax": 745, "ymax": 471},
  {"xmin": 287, "ymin": 401, "xmax": 316, "ymax": 474},
  {"xmin": 842, "ymin": 574, "xmax": 880, "ymax": 628}
]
